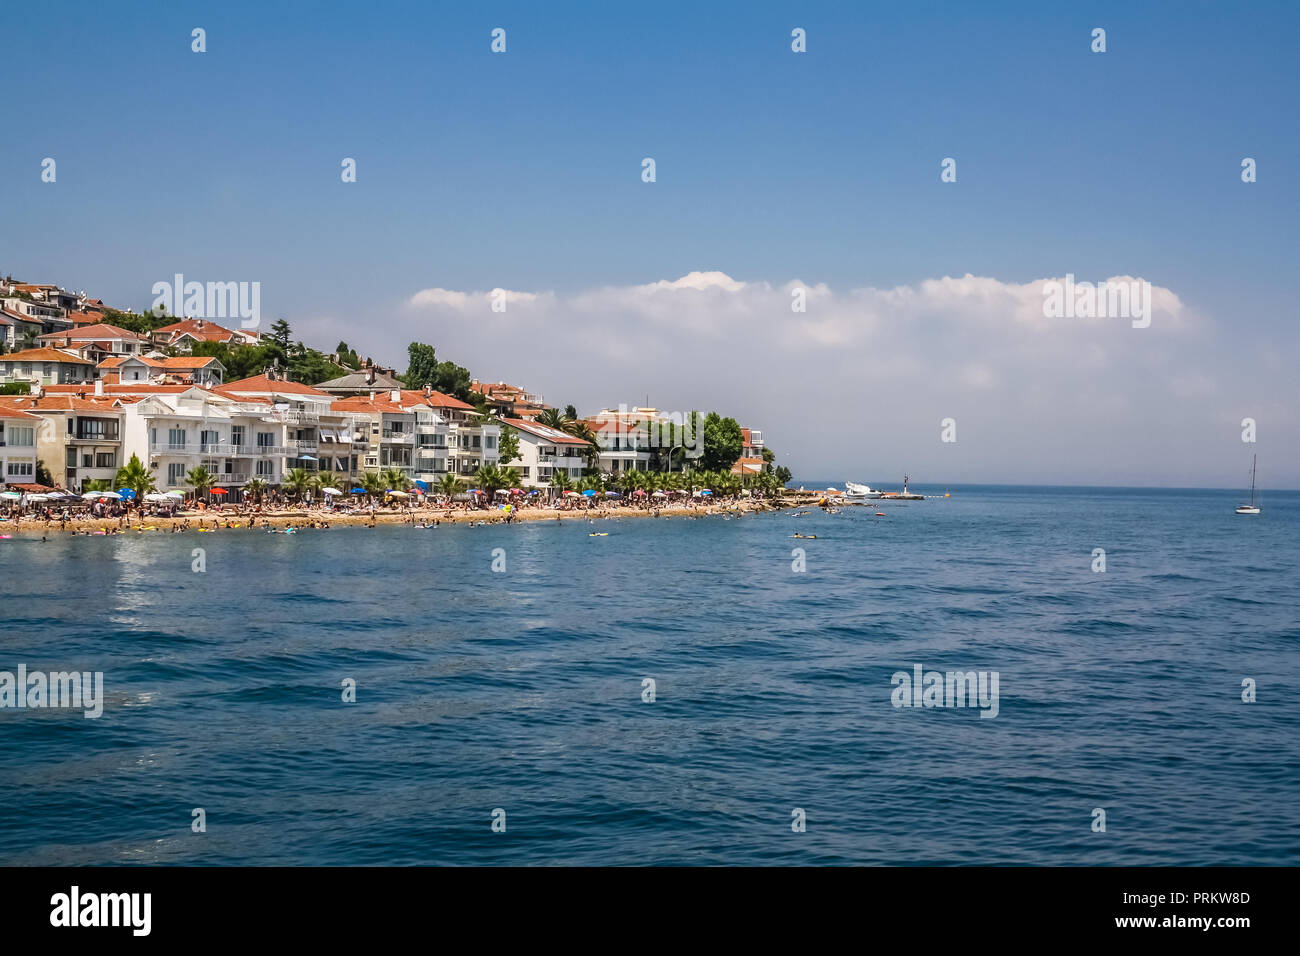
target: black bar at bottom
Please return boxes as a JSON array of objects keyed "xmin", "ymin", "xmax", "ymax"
[{"xmin": 0, "ymin": 866, "xmax": 1279, "ymax": 941}]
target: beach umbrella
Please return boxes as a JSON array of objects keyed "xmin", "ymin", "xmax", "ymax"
[
  {"xmin": 26, "ymin": 494, "xmax": 51, "ymax": 502},
  {"xmin": 563, "ymin": 491, "xmax": 581, "ymax": 498},
  {"xmin": 298, "ymin": 455, "xmax": 318, "ymax": 461},
  {"xmin": 700, "ymin": 489, "xmax": 713, "ymax": 495},
  {"xmin": 321, "ymin": 487, "xmax": 343, "ymax": 495},
  {"xmin": 210, "ymin": 488, "xmax": 229, "ymax": 496},
  {"xmin": 165, "ymin": 490, "xmax": 184, "ymax": 499},
  {"xmin": 581, "ymin": 489, "xmax": 598, "ymax": 497},
  {"xmin": 605, "ymin": 491, "xmax": 620, "ymax": 497},
  {"xmin": 651, "ymin": 491, "xmax": 667, "ymax": 497},
  {"xmin": 388, "ymin": 490, "xmax": 410, "ymax": 498},
  {"xmin": 83, "ymin": 490, "xmax": 122, "ymax": 500},
  {"xmin": 527, "ymin": 490, "xmax": 539, "ymax": 495},
  {"xmin": 0, "ymin": 491, "xmax": 22, "ymax": 500},
  {"xmin": 633, "ymin": 490, "xmax": 647, "ymax": 496},
  {"xmin": 494, "ymin": 489, "xmax": 510, "ymax": 496},
  {"xmin": 117, "ymin": 488, "xmax": 136, "ymax": 499},
  {"xmin": 145, "ymin": 493, "xmax": 171, "ymax": 502},
  {"xmin": 414, "ymin": 480, "xmax": 429, "ymax": 490},
  {"xmin": 350, "ymin": 487, "xmax": 366, "ymax": 493}
]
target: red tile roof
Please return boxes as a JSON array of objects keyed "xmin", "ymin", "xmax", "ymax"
[
  {"xmin": 0, "ymin": 347, "xmax": 94, "ymax": 365},
  {"xmin": 217, "ymin": 374, "xmax": 329, "ymax": 396}
]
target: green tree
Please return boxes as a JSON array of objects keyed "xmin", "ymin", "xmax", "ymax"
[
  {"xmin": 701, "ymin": 412, "xmax": 744, "ymax": 472},
  {"xmin": 243, "ymin": 477, "xmax": 269, "ymax": 504},
  {"xmin": 403, "ymin": 343, "xmax": 439, "ymax": 389},
  {"xmin": 185, "ymin": 465, "xmax": 217, "ymax": 501},
  {"xmin": 497, "ymin": 424, "xmax": 521, "ymax": 464},
  {"xmin": 268, "ymin": 319, "xmax": 293, "ymax": 351},
  {"xmin": 281, "ymin": 467, "xmax": 318, "ymax": 501},
  {"xmin": 115, "ymin": 454, "xmax": 157, "ymax": 498},
  {"xmin": 436, "ymin": 472, "xmax": 463, "ymax": 499},
  {"xmin": 381, "ymin": 467, "xmax": 411, "ymax": 492},
  {"xmin": 360, "ymin": 471, "xmax": 387, "ymax": 501}
]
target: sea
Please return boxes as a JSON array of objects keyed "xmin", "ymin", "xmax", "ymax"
[{"xmin": 1, "ymin": 484, "xmax": 1297, "ymax": 865}]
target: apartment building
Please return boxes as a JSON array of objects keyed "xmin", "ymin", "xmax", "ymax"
[
  {"xmin": 0, "ymin": 395, "xmax": 124, "ymax": 493},
  {"xmin": 330, "ymin": 393, "xmax": 417, "ymax": 478},
  {"xmin": 99, "ymin": 355, "xmax": 226, "ymax": 387},
  {"xmin": 500, "ymin": 418, "xmax": 590, "ymax": 487},
  {"xmin": 38, "ymin": 323, "xmax": 150, "ymax": 357},
  {"xmin": 0, "ymin": 406, "xmax": 40, "ymax": 488},
  {"xmin": 119, "ymin": 387, "xmax": 289, "ymax": 495},
  {"xmin": 216, "ymin": 373, "xmax": 359, "ymax": 477},
  {"xmin": 0, "ymin": 347, "xmax": 96, "ymax": 386}
]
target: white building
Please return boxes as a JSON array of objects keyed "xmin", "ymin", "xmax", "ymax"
[
  {"xmin": 500, "ymin": 418, "xmax": 590, "ymax": 487},
  {"xmin": 119, "ymin": 387, "xmax": 289, "ymax": 495},
  {"xmin": 0, "ymin": 407, "xmax": 40, "ymax": 488}
]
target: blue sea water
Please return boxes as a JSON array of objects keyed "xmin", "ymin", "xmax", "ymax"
[{"xmin": 1, "ymin": 484, "xmax": 1297, "ymax": 866}]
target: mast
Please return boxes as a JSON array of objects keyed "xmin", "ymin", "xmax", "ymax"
[{"xmin": 1250, "ymin": 454, "xmax": 1257, "ymax": 507}]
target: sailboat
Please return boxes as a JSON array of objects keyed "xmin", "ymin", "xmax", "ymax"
[{"xmin": 1235, "ymin": 455, "xmax": 1261, "ymax": 515}]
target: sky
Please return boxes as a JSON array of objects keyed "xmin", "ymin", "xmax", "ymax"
[{"xmin": 4, "ymin": 0, "xmax": 1298, "ymax": 487}]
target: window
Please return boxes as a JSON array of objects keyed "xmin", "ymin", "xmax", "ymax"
[
  {"xmin": 7, "ymin": 426, "xmax": 34, "ymax": 447},
  {"xmin": 96, "ymin": 452, "xmax": 115, "ymax": 468},
  {"xmin": 257, "ymin": 432, "xmax": 274, "ymax": 448},
  {"xmin": 230, "ymin": 426, "xmax": 245, "ymax": 449},
  {"xmin": 200, "ymin": 429, "xmax": 220, "ymax": 448},
  {"xmin": 168, "ymin": 428, "xmax": 186, "ymax": 449},
  {"xmin": 7, "ymin": 461, "xmax": 34, "ymax": 477},
  {"xmin": 167, "ymin": 463, "xmax": 185, "ymax": 486},
  {"xmin": 485, "ymin": 435, "xmax": 496, "ymax": 449},
  {"xmin": 82, "ymin": 454, "xmax": 93, "ymax": 468},
  {"xmin": 67, "ymin": 449, "xmax": 78, "ymax": 467},
  {"xmin": 256, "ymin": 460, "xmax": 274, "ymax": 477},
  {"xmin": 77, "ymin": 418, "xmax": 119, "ymax": 440}
]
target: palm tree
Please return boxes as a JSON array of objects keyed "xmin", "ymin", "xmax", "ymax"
[
  {"xmin": 315, "ymin": 470, "xmax": 343, "ymax": 492},
  {"xmin": 81, "ymin": 478, "xmax": 114, "ymax": 493},
  {"xmin": 185, "ymin": 465, "xmax": 217, "ymax": 502},
  {"xmin": 115, "ymin": 454, "xmax": 157, "ymax": 499},
  {"xmin": 537, "ymin": 408, "xmax": 569, "ymax": 430},
  {"xmin": 548, "ymin": 469, "xmax": 572, "ymax": 500},
  {"xmin": 360, "ymin": 471, "xmax": 387, "ymax": 502},
  {"xmin": 281, "ymin": 467, "xmax": 317, "ymax": 502},
  {"xmin": 473, "ymin": 463, "xmax": 508, "ymax": 498},
  {"xmin": 436, "ymin": 472, "xmax": 463, "ymax": 499},
  {"xmin": 381, "ymin": 467, "xmax": 410, "ymax": 492},
  {"xmin": 243, "ymin": 477, "xmax": 269, "ymax": 505}
]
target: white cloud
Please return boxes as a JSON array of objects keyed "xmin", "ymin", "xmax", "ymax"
[{"xmin": 305, "ymin": 271, "xmax": 1294, "ymax": 486}]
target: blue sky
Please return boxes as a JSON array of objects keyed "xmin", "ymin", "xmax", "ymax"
[{"xmin": 4, "ymin": 1, "xmax": 1298, "ymax": 486}]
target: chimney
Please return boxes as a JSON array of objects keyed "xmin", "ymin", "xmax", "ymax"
[
  {"xmin": 367, "ymin": 366, "xmax": 375, "ymax": 385},
  {"xmin": 196, "ymin": 318, "xmax": 204, "ymax": 329},
  {"xmin": 390, "ymin": 389, "xmax": 401, "ymax": 404},
  {"xmin": 369, "ymin": 390, "xmax": 375, "ymax": 401},
  {"xmin": 424, "ymin": 385, "xmax": 431, "ymax": 397}
]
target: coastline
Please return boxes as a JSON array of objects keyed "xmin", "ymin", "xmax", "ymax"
[{"xmin": 0, "ymin": 497, "xmax": 808, "ymax": 536}]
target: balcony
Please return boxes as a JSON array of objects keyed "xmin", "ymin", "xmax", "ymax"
[
  {"xmin": 69, "ymin": 434, "xmax": 120, "ymax": 444},
  {"xmin": 381, "ymin": 431, "xmax": 414, "ymax": 444},
  {"xmin": 288, "ymin": 439, "xmax": 319, "ymax": 454},
  {"xmin": 273, "ymin": 409, "xmax": 320, "ymax": 424}
]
